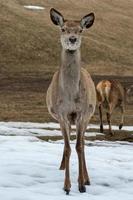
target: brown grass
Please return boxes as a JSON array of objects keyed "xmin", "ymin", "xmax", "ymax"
[{"xmin": 1, "ymin": 0, "xmax": 133, "ymax": 75}]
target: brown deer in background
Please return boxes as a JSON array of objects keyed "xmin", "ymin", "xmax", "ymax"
[
  {"xmin": 127, "ymin": 85, "xmax": 133, "ymax": 104},
  {"xmin": 46, "ymin": 8, "xmax": 96, "ymax": 194},
  {"xmin": 96, "ymin": 80, "xmax": 126, "ymax": 135}
]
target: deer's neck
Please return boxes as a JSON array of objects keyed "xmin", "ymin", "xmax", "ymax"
[{"xmin": 59, "ymin": 49, "xmax": 81, "ymax": 94}]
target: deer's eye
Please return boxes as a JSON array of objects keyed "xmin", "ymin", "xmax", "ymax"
[
  {"xmin": 79, "ymin": 29, "xmax": 83, "ymax": 33},
  {"xmin": 61, "ymin": 28, "xmax": 65, "ymax": 32}
]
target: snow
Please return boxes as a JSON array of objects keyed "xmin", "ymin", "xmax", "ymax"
[
  {"xmin": 24, "ymin": 5, "xmax": 45, "ymax": 10},
  {"xmin": 0, "ymin": 121, "xmax": 59, "ymax": 129},
  {"xmin": 0, "ymin": 122, "xmax": 132, "ymax": 137},
  {"xmin": 0, "ymin": 122, "xmax": 103, "ymax": 137},
  {"xmin": 89, "ymin": 124, "xmax": 133, "ymax": 131},
  {"xmin": 0, "ymin": 121, "xmax": 133, "ymax": 131},
  {"xmin": 0, "ymin": 135, "xmax": 133, "ymax": 200}
]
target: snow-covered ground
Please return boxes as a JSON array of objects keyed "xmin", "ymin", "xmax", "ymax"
[
  {"xmin": 0, "ymin": 122, "xmax": 132, "ymax": 199},
  {"xmin": 0, "ymin": 122, "xmax": 132, "ymax": 137},
  {"xmin": 24, "ymin": 5, "xmax": 45, "ymax": 10},
  {"xmin": 0, "ymin": 135, "xmax": 133, "ymax": 200}
]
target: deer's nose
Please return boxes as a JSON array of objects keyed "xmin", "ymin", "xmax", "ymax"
[{"xmin": 69, "ymin": 37, "xmax": 77, "ymax": 44}]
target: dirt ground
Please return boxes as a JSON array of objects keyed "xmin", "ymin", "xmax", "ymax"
[{"xmin": 0, "ymin": 73, "xmax": 132, "ymax": 126}]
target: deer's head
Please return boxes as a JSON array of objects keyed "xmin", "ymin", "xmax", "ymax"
[{"xmin": 50, "ymin": 8, "xmax": 95, "ymax": 51}]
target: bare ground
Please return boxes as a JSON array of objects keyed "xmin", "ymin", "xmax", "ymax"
[{"xmin": 0, "ymin": 74, "xmax": 132, "ymax": 125}]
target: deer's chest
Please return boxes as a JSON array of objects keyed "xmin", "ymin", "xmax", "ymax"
[{"xmin": 59, "ymin": 90, "xmax": 81, "ymax": 110}]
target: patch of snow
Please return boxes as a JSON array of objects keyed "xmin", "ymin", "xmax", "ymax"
[
  {"xmin": 85, "ymin": 132, "xmax": 104, "ymax": 136},
  {"xmin": 0, "ymin": 136, "xmax": 133, "ymax": 200},
  {"xmin": 0, "ymin": 122, "xmax": 61, "ymax": 136},
  {"xmin": 24, "ymin": 5, "xmax": 45, "ymax": 10},
  {"xmin": 0, "ymin": 125, "xmax": 61, "ymax": 136},
  {"xmin": 0, "ymin": 121, "xmax": 133, "ymax": 131},
  {"xmin": 0, "ymin": 122, "xmax": 60, "ymax": 129},
  {"xmin": 88, "ymin": 124, "xmax": 133, "ymax": 131},
  {"xmin": 0, "ymin": 122, "xmax": 132, "ymax": 137},
  {"xmin": 50, "ymin": 139, "xmax": 133, "ymax": 147},
  {"xmin": 85, "ymin": 140, "xmax": 133, "ymax": 147}
]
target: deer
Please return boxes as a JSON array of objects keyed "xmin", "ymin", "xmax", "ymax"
[
  {"xmin": 127, "ymin": 85, "xmax": 133, "ymax": 104},
  {"xmin": 96, "ymin": 80, "xmax": 126, "ymax": 135},
  {"xmin": 46, "ymin": 8, "xmax": 96, "ymax": 194}
]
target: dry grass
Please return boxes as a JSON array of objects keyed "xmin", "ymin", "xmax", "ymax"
[
  {"xmin": 1, "ymin": 0, "xmax": 133, "ymax": 76},
  {"xmin": 0, "ymin": 0, "xmax": 133, "ymax": 123}
]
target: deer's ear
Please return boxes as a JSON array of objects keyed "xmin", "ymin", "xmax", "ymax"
[
  {"xmin": 80, "ymin": 13, "xmax": 95, "ymax": 29},
  {"xmin": 50, "ymin": 8, "xmax": 64, "ymax": 27}
]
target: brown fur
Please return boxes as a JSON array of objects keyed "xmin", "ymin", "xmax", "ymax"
[
  {"xmin": 96, "ymin": 80, "xmax": 126, "ymax": 135},
  {"xmin": 46, "ymin": 8, "xmax": 96, "ymax": 194},
  {"xmin": 127, "ymin": 85, "xmax": 133, "ymax": 104}
]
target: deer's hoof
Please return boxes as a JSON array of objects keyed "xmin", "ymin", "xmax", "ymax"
[
  {"xmin": 85, "ymin": 180, "xmax": 91, "ymax": 185},
  {"xmin": 64, "ymin": 188, "xmax": 70, "ymax": 195},
  {"xmin": 79, "ymin": 185, "xmax": 86, "ymax": 193},
  {"xmin": 109, "ymin": 132, "xmax": 114, "ymax": 136},
  {"xmin": 59, "ymin": 165, "xmax": 65, "ymax": 170},
  {"xmin": 100, "ymin": 125, "xmax": 104, "ymax": 133},
  {"xmin": 119, "ymin": 123, "xmax": 123, "ymax": 130}
]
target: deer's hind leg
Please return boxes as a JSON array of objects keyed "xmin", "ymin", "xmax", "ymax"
[
  {"xmin": 106, "ymin": 112, "xmax": 113, "ymax": 135},
  {"xmin": 106, "ymin": 102, "xmax": 115, "ymax": 136},
  {"xmin": 119, "ymin": 104, "xmax": 125, "ymax": 130},
  {"xmin": 98, "ymin": 104, "xmax": 104, "ymax": 133},
  {"xmin": 97, "ymin": 90, "xmax": 104, "ymax": 133}
]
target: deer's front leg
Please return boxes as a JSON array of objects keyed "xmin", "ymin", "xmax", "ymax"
[
  {"xmin": 60, "ymin": 125, "xmax": 71, "ymax": 170},
  {"xmin": 76, "ymin": 121, "xmax": 87, "ymax": 193},
  {"xmin": 59, "ymin": 147, "xmax": 65, "ymax": 170},
  {"xmin": 82, "ymin": 136, "xmax": 91, "ymax": 185},
  {"xmin": 60, "ymin": 121, "xmax": 71, "ymax": 195}
]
